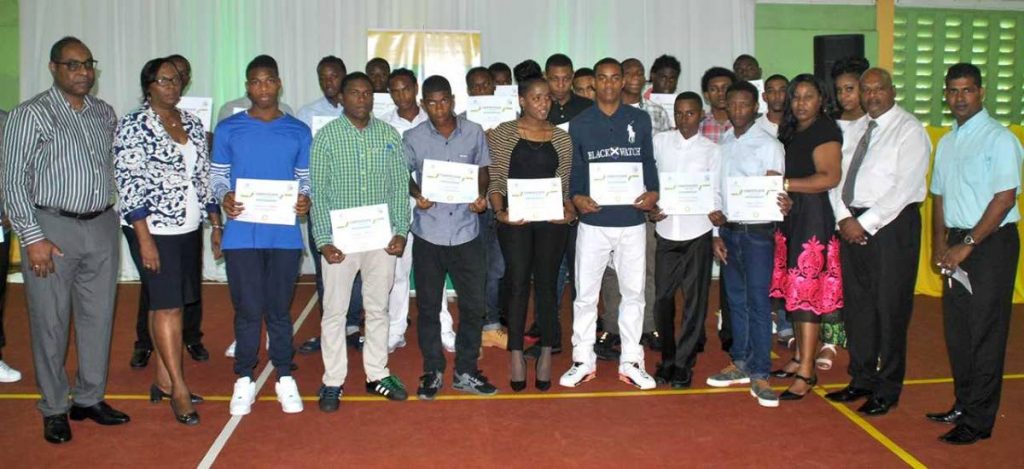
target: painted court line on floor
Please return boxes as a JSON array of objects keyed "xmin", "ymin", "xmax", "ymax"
[
  {"xmin": 196, "ymin": 292, "xmax": 319, "ymax": 469},
  {"xmin": 813, "ymin": 386, "xmax": 926, "ymax": 468}
]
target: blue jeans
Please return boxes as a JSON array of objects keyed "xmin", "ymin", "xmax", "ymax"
[
  {"xmin": 307, "ymin": 216, "xmax": 363, "ymax": 331},
  {"xmin": 720, "ymin": 225, "xmax": 775, "ymax": 381}
]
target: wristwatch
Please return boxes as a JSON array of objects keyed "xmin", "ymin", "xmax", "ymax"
[{"xmin": 963, "ymin": 234, "xmax": 977, "ymax": 246}]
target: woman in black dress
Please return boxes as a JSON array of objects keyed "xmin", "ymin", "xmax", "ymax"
[{"xmin": 770, "ymin": 74, "xmax": 844, "ymax": 400}]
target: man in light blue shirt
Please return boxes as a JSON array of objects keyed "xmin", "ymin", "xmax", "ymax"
[{"xmin": 929, "ymin": 63, "xmax": 1023, "ymax": 445}]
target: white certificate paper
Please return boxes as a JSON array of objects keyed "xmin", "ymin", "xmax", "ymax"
[
  {"xmin": 648, "ymin": 93, "xmax": 677, "ymax": 129},
  {"xmin": 330, "ymin": 204, "xmax": 392, "ymax": 254},
  {"xmin": 507, "ymin": 178, "xmax": 563, "ymax": 222},
  {"xmin": 466, "ymin": 95, "xmax": 518, "ymax": 130},
  {"xmin": 659, "ymin": 171, "xmax": 714, "ymax": 215},
  {"xmin": 311, "ymin": 115, "xmax": 339, "ymax": 136},
  {"xmin": 373, "ymin": 93, "xmax": 396, "ymax": 118},
  {"xmin": 421, "ymin": 159, "xmax": 480, "ymax": 204},
  {"xmin": 589, "ymin": 162, "xmax": 645, "ymax": 206},
  {"xmin": 494, "ymin": 85, "xmax": 518, "ymax": 97},
  {"xmin": 178, "ymin": 96, "xmax": 213, "ymax": 132},
  {"xmin": 725, "ymin": 176, "xmax": 783, "ymax": 222},
  {"xmin": 234, "ymin": 178, "xmax": 299, "ymax": 225}
]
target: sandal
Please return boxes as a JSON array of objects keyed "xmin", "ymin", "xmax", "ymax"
[
  {"xmin": 779, "ymin": 374, "xmax": 818, "ymax": 401},
  {"xmin": 816, "ymin": 344, "xmax": 837, "ymax": 371},
  {"xmin": 771, "ymin": 358, "xmax": 801, "ymax": 379}
]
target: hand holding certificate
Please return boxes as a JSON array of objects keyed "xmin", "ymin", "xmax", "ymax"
[
  {"xmin": 725, "ymin": 175, "xmax": 784, "ymax": 222},
  {"xmin": 466, "ymin": 96, "xmax": 518, "ymax": 131},
  {"xmin": 659, "ymin": 171, "xmax": 714, "ymax": 215},
  {"xmin": 589, "ymin": 162, "xmax": 645, "ymax": 206},
  {"xmin": 233, "ymin": 178, "xmax": 300, "ymax": 225},
  {"xmin": 420, "ymin": 159, "xmax": 480, "ymax": 204},
  {"xmin": 330, "ymin": 204, "xmax": 393, "ymax": 254},
  {"xmin": 507, "ymin": 178, "xmax": 563, "ymax": 222}
]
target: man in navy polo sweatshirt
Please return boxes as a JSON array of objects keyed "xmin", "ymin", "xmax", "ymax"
[{"xmin": 560, "ymin": 57, "xmax": 659, "ymax": 390}]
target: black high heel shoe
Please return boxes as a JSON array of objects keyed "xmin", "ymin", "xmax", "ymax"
[
  {"xmin": 169, "ymin": 398, "xmax": 200, "ymax": 426},
  {"xmin": 779, "ymin": 374, "xmax": 818, "ymax": 401},
  {"xmin": 510, "ymin": 352, "xmax": 527, "ymax": 392},
  {"xmin": 771, "ymin": 358, "xmax": 801, "ymax": 379},
  {"xmin": 150, "ymin": 384, "xmax": 204, "ymax": 404},
  {"xmin": 535, "ymin": 346, "xmax": 552, "ymax": 391}
]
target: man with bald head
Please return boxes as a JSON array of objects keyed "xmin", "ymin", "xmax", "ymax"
[{"xmin": 824, "ymin": 68, "xmax": 930, "ymax": 418}]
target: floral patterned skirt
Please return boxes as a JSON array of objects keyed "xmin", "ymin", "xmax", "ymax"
[{"xmin": 769, "ymin": 192, "xmax": 843, "ymax": 315}]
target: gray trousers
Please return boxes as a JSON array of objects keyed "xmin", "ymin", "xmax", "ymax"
[
  {"xmin": 22, "ymin": 209, "xmax": 119, "ymax": 416},
  {"xmin": 600, "ymin": 221, "xmax": 657, "ymax": 334}
]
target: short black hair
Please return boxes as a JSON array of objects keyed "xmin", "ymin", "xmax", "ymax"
[
  {"xmin": 50, "ymin": 36, "xmax": 85, "ymax": 63},
  {"xmin": 765, "ymin": 74, "xmax": 789, "ymax": 87},
  {"xmin": 140, "ymin": 57, "xmax": 173, "ymax": 101},
  {"xmin": 341, "ymin": 72, "xmax": 373, "ymax": 92},
  {"xmin": 593, "ymin": 57, "xmax": 623, "ymax": 75},
  {"xmin": 366, "ymin": 57, "xmax": 390, "ymax": 70},
  {"xmin": 621, "ymin": 58, "xmax": 643, "ymax": 70},
  {"xmin": 166, "ymin": 54, "xmax": 189, "ymax": 66},
  {"xmin": 701, "ymin": 67, "xmax": 736, "ymax": 92},
  {"xmin": 488, "ymin": 62, "xmax": 512, "ymax": 76},
  {"xmin": 545, "ymin": 53, "xmax": 573, "ymax": 71},
  {"xmin": 734, "ymin": 54, "xmax": 759, "ymax": 67},
  {"xmin": 674, "ymin": 91, "xmax": 703, "ymax": 108},
  {"xmin": 389, "ymin": 68, "xmax": 416, "ymax": 85},
  {"xmin": 726, "ymin": 80, "xmax": 759, "ymax": 102},
  {"xmin": 317, "ymin": 55, "xmax": 347, "ymax": 74},
  {"xmin": 651, "ymin": 54, "xmax": 681, "ymax": 76},
  {"xmin": 465, "ymin": 66, "xmax": 491, "ymax": 86},
  {"xmin": 574, "ymin": 67, "xmax": 594, "ymax": 79},
  {"xmin": 246, "ymin": 54, "xmax": 279, "ymax": 77},
  {"xmin": 514, "ymin": 60, "xmax": 542, "ymax": 83},
  {"xmin": 945, "ymin": 62, "xmax": 983, "ymax": 88},
  {"xmin": 830, "ymin": 56, "xmax": 870, "ymax": 81},
  {"xmin": 422, "ymin": 75, "xmax": 452, "ymax": 96}
]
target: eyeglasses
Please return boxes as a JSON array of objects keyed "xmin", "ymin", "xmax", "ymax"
[
  {"xmin": 53, "ymin": 59, "xmax": 98, "ymax": 72},
  {"xmin": 154, "ymin": 76, "xmax": 181, "ymax": 87}
]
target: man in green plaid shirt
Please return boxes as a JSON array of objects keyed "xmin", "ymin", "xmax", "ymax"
[{"xmin": 309, "ymin": 72, "xmax": 411, "ymax": 411}]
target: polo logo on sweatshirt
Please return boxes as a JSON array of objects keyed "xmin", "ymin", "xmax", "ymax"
[{"xmin": 627, "ymin": 122, "xmax": 636, "ymax": 144}]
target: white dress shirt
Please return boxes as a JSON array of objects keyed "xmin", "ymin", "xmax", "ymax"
[
  {"xmin": 295, "ymin": 96, "xmax": 344, "ymax": 130},
  {"xmin": 382, "ymin": 107, "xmax": 429, "ymax": 136},
  {"xmin": 653, "ymin": 130, "xmax": 721, "ymax": 241},
  {"xmin": 832, "ymin": 105, "xmax": 931, "ymax": 235},
  {"xmin": 755, "ymin": 114, "xmax": 779, "ymax": 137},
  {"xmin": 716, "ymin": 125, "xmax": 786, "ymax": 234}
]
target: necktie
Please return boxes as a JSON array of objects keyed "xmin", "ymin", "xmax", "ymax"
[{"xmin": 841, "ymin": 119, "xmax": 878, "ymax": 206}]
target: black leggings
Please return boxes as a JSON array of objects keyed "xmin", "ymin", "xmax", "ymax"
[{"xmin": 498, "ymin": 222, "xmax": 569, "ymax": 350}]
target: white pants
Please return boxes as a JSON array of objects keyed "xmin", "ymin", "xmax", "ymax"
[
  {"xmin": 573, "ymin": 223, "xmax": 647, "ymax": 366},
  {"xmin": 388, "ymin": 231, "xmax": 453, "ymax": 340}
]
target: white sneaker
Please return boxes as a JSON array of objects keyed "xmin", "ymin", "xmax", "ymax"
[
  {"xmin": 225, "ymin": 341, "xmax": 236, "ymax": 358},
  {"xmin": 559, "ymin": 362, "xmax": 597, "ymax": 388},
  {"xmin": 441, "ymin": 330, "xmax": 456, "ymax": 353},
  {"xmin": 0, "ymin": 360, "xmax": 22, "ymax": 383},
  {"xmin": 275, "ymin": 376, "xmax": 303, "ymax": 413},
  {"xmin": 618, "ymin": 362, "xmax": 656, "ymax": 390},
  {"xmin": 229, "ymin": 377, "xmax": 256, "ymax": 415},
  {"xmin": 388, "ymin": 336, "xmax": 407, "ymax": 354}
]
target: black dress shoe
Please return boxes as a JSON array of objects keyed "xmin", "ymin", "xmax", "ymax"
[
  {"xmin": 149, "ymin": 384, "xmax": 204, "ymax": 404},
  {"xmin": 185, "ymin": 343, "xmax": 210, "ymax": 362},
  {"xmin": 939, "ymin": 424, "xmax": 990, "ymax": 445},
  {"xmin": 43, "ymin": 414, "xmax": 72, "ymax": 444},
  {"xmin": 640, "ymin": 331, "xmax": 663, "ymax": 351},
  {"xmin": 825, "ymin": 385, "xmax": 873, "ymax": 403},
  {"xmin": 129, "ymin": 348, "xmax": 152, "ymax": 369},
  {"xmin": 926, "ymin": 407, "xmax": 964, "ymax": 425},
  {"xmin": 654, "ymin": 362, "xmax": 674, "ymax": 385},
  {"xmin": 170, "ymin": 400, "xmax": 200, "ymax": 426},
  {"xmin": 669, "ymin": 368, "xmax": 693, "ymax": 389},
  {"xmin": 594, "ymin": 332, "xmax": 621, "ymax": 361},
  {"xmin": 857, "ymin": 397, "xmax": 898, "ymax": 416},
  {"xmin": 69, "ymin": 401, "xmax": 130, "ymax": 425}
]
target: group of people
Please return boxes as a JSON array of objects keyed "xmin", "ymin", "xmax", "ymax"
[{"xmin": 0, "ymin": 36, "xmax": 1019, "ymax": 449}]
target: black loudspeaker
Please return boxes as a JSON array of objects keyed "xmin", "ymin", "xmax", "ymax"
[{"xmin": 814, "ymin": 34, "xmax": 866, "ymax": 81}]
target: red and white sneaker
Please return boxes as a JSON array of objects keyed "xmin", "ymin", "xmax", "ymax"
[
  {"xmin": 559, "ymin": 362, "xmax": 596, "ymax": 388},
  {"xmin": 619, "ymin": 362, "xmax": 656, "ymax": 390}
]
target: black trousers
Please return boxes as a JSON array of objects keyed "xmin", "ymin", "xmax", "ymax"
[
  {"xmin": 498, "ymin": 222, "xmax": 568, "ymax": 351},
  {"xmin": 0, "ymin": 236, "xmax": 9, "ymax": 359},
  {"xmin": 842, "ymin": 204, "xmax": 920, "ymax": 401},
  {"xmin": 943, "ymin": 223, "xmax": 1018, "ymax": 433},
  {"xmin": 414, "ymin": 235, "xmax": 486, "ymax": 375},
  {"xmin": 123, "ymin": 226, "xmax": 204, "ymax": 349},
  {"xmin": 655, "ymin": 232, "xmax": 713, "ymax": 371}
]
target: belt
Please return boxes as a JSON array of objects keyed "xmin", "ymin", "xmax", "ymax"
[
  {"xmin": 722, "ymin": 221, "xmax": 776, "ymax": 233},
  {"xmin": 849, "ymin": 203, "xmax": 919, "ymax": 218},
  {"xmin": 949, "ymin": 223, "xmax": 1016, "ymax": 240},
  {"xmin": 35, "ymin": 204, "xmax": 113, "ymax": 220}
]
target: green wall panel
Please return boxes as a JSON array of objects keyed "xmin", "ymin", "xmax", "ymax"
[{"xmin": 0, "ymin": 0, "xmax": 18, "ymax": 110}]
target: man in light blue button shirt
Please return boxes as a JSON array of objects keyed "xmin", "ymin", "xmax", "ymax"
[{"xmin": 929, "ymin": 62, "xmax": 1023, "ymax": 445}]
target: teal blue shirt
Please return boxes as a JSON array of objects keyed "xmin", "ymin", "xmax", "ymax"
[{"xmin": 931, "ymin": 109, "xmax": 1023, "ymax": 228}]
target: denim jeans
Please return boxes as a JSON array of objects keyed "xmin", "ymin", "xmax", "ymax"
[{"xmin": 720, "ymin": 225, "xmax": 775, "ymax": 380}]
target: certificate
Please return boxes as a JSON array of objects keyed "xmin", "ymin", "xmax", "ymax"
[
  {"xmin": 725, "ymin": 176, "xmax": 783, "ymax": 222},
  {"xmin": 234, "ymin": 178, "xmax": 299, "ymax": 225},
  {"xmin": 178, "ymin": 96, "xmax": 213, "ymax": 132},
  {"xmin": 421, "ymin": 159, "xmax": 480, "ymax": 204},
  {"xmin": 311, "ymin": 115, "xmax": 339, "ymax": 136},
  {"xmin": 373, "ymin": 93, "xmax": 396, "ymax": 118},
  {"xmin": 507, "ymin": 178, "xmax": 563, "ymax": 222},
  {"xmin": 589, "ymin": 162, "xmax": 645, "ymax": 206},
  {"xmin": 232, "ymin": 107, "xmax": 246, "ymax": 116},
  {"xmin": 648, "ymin": 93, "xmax": 677, "ymax": 129},
  {"xmin": 659, "ymin": 171, "xmax": 714, "ymax": 215},
  {"xmin": 465, "ymin": 95, "xmax": 517, "ymax": 130},
  {"xmin": 330, "ymin": 204, "xmax": 392, "ymax": 254},
  {"xmin": 494, "ymin": 85, "xmax": 518, "ymax": 97}
]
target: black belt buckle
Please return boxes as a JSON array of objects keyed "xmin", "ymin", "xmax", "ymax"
[{"xmin": 36, "ymin": 204, "xmax": 112, "ymax": 220}]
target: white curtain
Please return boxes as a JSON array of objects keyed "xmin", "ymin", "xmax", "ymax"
[{"xmin": 19, "ymin": 0, "xmax": 755, "ymax": 280}]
